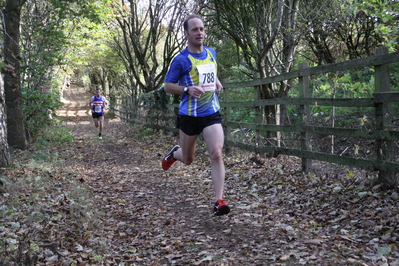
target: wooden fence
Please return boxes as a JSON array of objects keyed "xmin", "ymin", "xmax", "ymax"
[{"xmin": 110, "ymin": 47, "xmax": 399, "ymax": 181}]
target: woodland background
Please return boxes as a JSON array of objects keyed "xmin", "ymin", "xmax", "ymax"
[
  {"xmin": 1, "ymin": 0, "xmax": 399, "ymax": 156},
  {"xmin": 0, "ymin": 0, "xmax": 399, "ymax": 264}
]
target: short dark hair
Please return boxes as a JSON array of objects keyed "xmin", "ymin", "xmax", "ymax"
[{"xmin": 183, "ymin": 14, "xmax": 202, "ymax": 32}]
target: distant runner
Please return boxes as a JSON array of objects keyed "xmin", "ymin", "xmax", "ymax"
[{"xmin": 89, "ymin": 88, "xmax": 108, "ymax": 139}]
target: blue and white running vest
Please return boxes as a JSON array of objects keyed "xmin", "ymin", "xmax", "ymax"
[{"xmin": 91, "ymin": 96, "xmax": 106, "ymax": 114}]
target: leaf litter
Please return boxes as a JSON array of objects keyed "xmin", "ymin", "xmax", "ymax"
[{"xmin": 0, "ymin": 86, "xmax": 398, "ymax": 265}]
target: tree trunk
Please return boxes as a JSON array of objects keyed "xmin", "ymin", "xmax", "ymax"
[
  {"xmin": 4, "ymin": 0, "xmax": 28, "ymax": 149},
  {"xmin": 0, "ymin": 74, "xmax": 10, "ymax": 166},
  {"xmin": 114, "ymin": 0, "xmax": 186, "ymax": 96}
]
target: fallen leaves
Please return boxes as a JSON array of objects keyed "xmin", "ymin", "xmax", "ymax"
[{"xmin": 1, "ymin": 87, "xmax": 399, "ymax": 264}]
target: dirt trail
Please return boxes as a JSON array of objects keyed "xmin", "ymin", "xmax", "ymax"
[
  {"xmin": 56, "ymin": 85, "xmax": 246, "ymax": 264},
  {"xmin": 49, "ymin": 85, "xmax": 399, "ymax": 265}
]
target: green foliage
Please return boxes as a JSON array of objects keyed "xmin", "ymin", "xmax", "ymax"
[
  {"xmin": 46, "ymin": 0, "xmax": 111, "ymax": 23},
  {"xmin": 219, "ymin": 87, "xmax": 256, "ymax": 123},
  {"xmin": 230, "ymin": 108, "xmax": 256, "ymax": 123},
  {"xmin": 289, "ymin": 69, "xmax": 375, "ymax": 100},
  {"xmin": 22, "ymin": 86, "xmax": 63, "ymax": 140},
  {"xmin": 36, "ymin": 123, "xmax": 74, "ymax": 146},
  {"xmin": 29, "ymin": 122, "xmax": 73, "ymax": 162},
  {"xmin": 298, "ymin": 0, "xmax": 399, "ymax": 65},
  {"xmin": 136, "ymin": 88, "xmax": 171, "ymax": 131},
  {"xmin": 140, "ymin": 88, "xmax": 169, "ymax": 112},
  {"xmin": 311, "ymin": 70, "xmax": 375, "ymax": 99},
  {"xmin": 391, "ymin": 63, "xmax": 399, "ymax": 91},
  {"xmin": 18, "ymin": 0, "xmax": 113, "ymax": 142},
  {"xmin": 137, "ymin": 128, "xmax": 153, "ymax": 138},
  {"xmin": 206, "ymin": 36, "xmax": 243, "ymax": 81},
  {"xmin": 286, "ymin": 68, "xmax": 377, "ymax": 124},
  {"xmin": 33, "ymin": 151, "xmax": 53, "ymax": 162},
  {"xmin": 357, "ymin": 0, "xmax": 399, "ymax": 52}
]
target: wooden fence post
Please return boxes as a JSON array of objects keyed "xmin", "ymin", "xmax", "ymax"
[
  {"xmin": 374, "ymin": 46, "xmax": 395, "ymax": 185},
  {"xmin": 298, "ymin": 63, "xmax": 312, "ymax": 172},
  {"xmin": 254, "ymin": 85, "xmax": 262, "ymax": 150}
]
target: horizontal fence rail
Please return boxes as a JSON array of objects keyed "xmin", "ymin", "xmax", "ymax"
[{"xmin": 221, "ymin": 92, "xmax": 399, "ymax": 173}]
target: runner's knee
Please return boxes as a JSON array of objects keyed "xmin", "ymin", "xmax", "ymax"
[{"xmin": 208, "ymin": 148, "xmax": 223, "ymax": 162}]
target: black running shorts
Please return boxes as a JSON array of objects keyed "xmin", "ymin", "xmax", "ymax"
[
  {"xmin": 92, "ymin": 113, "xmax": 104, "ymax": 119},
  {"xmin": 177, "ymin": 111, "xmax": 223, "ymax": 136}
]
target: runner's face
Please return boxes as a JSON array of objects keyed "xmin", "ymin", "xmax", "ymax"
[
  {"xmin": 184, "ymin": 18, "xmax": 205, "ymax": 47},
  {"xmin": 96, "ymin": 90, "xmax": 101, "ymax": 97}
]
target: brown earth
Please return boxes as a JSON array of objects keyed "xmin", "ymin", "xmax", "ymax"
[{"xmin": 1, "ymin": 84, "xmax": 399, "ymax": 265}]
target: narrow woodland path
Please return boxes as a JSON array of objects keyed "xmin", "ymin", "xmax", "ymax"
[
  {"xmin": 2, "ymin": 85, "xmax": 398, "ymax": 265},
  {"xmin": 55, "ymin": 85, "xmax": 263, "ymax": 265},
  {"xmin": 54, "ymin": 85, "xmax": 398, "ymax": 266}
]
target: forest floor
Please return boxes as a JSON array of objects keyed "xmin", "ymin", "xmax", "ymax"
[{"xmin": 1, "ymin": 85, "xmax": 399, "ymax": 266}]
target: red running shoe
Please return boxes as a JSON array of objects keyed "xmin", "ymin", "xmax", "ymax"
[
  {"xmin": 162, "ymin": 145, "xmax": 180, "ymax": 170},
  {"xmin": 213, "ymin": 199, "xmax": 230, "ymax": 216}
]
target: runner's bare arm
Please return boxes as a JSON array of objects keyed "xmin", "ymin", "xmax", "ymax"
[
  {"xmin": 164, "ymin": 82, "xmax": 204, "ymax": 98},
  {"xmin": 216, "ymin": 77, "xmax": 223, "ymax": 94}
]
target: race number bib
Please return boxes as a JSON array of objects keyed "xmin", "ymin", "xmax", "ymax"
[
  {"xmin": 197, "ymin": 63, "xmax": 216, "ymax": 91},
  {"xmin": 94, "ymin": 105, "xmax": 102, "ymax": 113}
]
